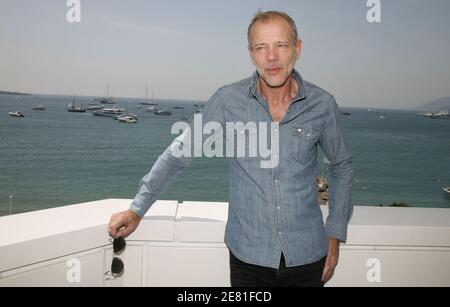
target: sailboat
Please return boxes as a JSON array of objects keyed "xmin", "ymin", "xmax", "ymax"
[
  {"xmin": 67, "ymin": 95, "xmax": 86, "ymax": 112},
  {"xmin": 140, "ymin": 85, "xmax": 157, "ymax": 106},
  {"xmin": 95, "ymin": 84, "xmax": 114, "ymax": 104}
]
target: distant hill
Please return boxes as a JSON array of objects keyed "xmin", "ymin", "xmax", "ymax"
[
  {"xmin": 0, "ymin": 90, "xmax": 30, "ymax": 96},
  {"xmin": 416, "ymin": 97, "xmax": 450, "ymax": 111}
]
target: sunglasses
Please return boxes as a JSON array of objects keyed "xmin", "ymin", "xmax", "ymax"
[{"xmin": 105, "ymin": 237, "xmax": 126, "ymax": 279}]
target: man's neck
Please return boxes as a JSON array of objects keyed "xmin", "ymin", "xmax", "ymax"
[{"xmin": 258, "ymin": 73, "xmax": 298, "ymax": 106}]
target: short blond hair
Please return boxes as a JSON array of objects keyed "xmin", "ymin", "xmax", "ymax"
[{"xmin": 247, "ymin": 10, "xmax": 299, "ymax": 48}]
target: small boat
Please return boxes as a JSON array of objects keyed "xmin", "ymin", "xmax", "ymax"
[
  {"xmin": 173, "ymin": 106, "xmax": 184, "ymax": 109},
  {"xmin": 115, "ymin": 113, "xmax": 138, "ymax": 121},
  {"xmin": 9, "ymin": 111, "xmax": 24, "ymax": 117},
  {"xmin": 425, "ymin": 110, "xmax": 450, "ymax": 119},
  {"xmin": 67, "ymin": 95, "xmax": 86, "ymax": 112},
  {"xmin": 194, "ymin": 103, "xmax": 204, "ymax": 107},
  {"xmin": 68, "ymin": 105, "xmax": 86, "ymax": 112},
  {"xmin": 32, "ymin": 105, "xmax": 46, "ymax": 111},
  {"xmin": 443, "ymin": 187, "xmax": 450, "ymax": 194},
  {"xmin": 155, "ymin": 109, "xmax": 172, "ymax": 115},
  {"xmin": 145, "ymin": 106, "xmax": 157, "ymax": 113},
  {"xmin": 118, "ymin": 116, "xmax": 137, "ymax": 123}
]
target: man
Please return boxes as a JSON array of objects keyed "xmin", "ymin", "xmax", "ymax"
[{"xmin": 108, "ymin": 10, "xmax": 352, "ymax": 287}]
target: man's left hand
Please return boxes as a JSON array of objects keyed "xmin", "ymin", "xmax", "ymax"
[{"xmin": 322, "ymin": 237, "xmax": 340, "ymax": 285}]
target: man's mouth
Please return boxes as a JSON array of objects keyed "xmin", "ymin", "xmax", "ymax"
[{"xmin": 265, "ymin": 67, "xmax": 283, "ymax": 75}]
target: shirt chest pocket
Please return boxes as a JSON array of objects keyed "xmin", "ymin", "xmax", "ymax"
[{"xmin": 291, "ymin": 127, "xmax": 320, "ymax": 164}]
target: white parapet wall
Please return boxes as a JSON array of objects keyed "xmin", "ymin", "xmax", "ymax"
[{"xmin": 0, "ymin": 199, "xmax": 449, "ymax": 287}]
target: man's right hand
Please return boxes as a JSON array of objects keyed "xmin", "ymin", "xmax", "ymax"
[{"xmin": 108, "ymin": 209, "xmax": 142, "ymax": 238}]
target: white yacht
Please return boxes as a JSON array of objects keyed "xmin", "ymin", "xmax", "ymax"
[
  {"xmin": 145, "ymin": 106, "xmax": 157, "ymax": 112},
  {"xmin": 93, "ymin": 106, "xmax": 125, "ymax": 117},
  {"xmin": 8, "ymin": 111, "xmax": 24, "ymax": 117},
  {"xmin": 115, "ymin": 113, "xmax": 138, "ymax": 121},
  {"xmin": 118, "ymin": 116, "xmax": 137, "ymax": 124},
  {"xmin": 87, "ymin": 104, "xmax": 104, "ymax": 111}
]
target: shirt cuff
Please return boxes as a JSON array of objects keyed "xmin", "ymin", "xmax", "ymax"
[
  {"xmin": 325, "ymin": 216, "xmax": 349, "ymax": 242},
  {"xmin": 129, "ymin": 194, "xmax": 153, "ymax": 218}
]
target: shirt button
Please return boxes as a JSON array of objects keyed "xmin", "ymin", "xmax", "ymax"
[
  {"xmin": 276, "ymin": 206, "xmax": 281, "ymax": 210},
  {"xmin": 273, "ymin": 179, "xmax": 278, "ymax": 184},
  {"xmin": 278, "ymin": 231, "xmax": 282, "ymax": 235},
  {"xmin": 273, "ymin": 154, "xmax": 278, "ymax": 159}
]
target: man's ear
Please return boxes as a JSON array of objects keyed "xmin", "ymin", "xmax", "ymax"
[{"xmin": 296, "ymin": 39, "xmax": 302, "ymax": 61}]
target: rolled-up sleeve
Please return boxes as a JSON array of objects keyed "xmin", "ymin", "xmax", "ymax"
[{"xmin": 318, "ymin": 96, "xmax": 353, "ymax": 242}]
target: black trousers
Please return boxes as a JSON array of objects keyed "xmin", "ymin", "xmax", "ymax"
[{"xmin": 230, "ymin": 251, "xmax": 326, "ymax": 287}]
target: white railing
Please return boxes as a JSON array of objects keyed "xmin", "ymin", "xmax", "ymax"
[{"xmin": 0, "ymin": 199, "xmax": 449, "ymax": 287}]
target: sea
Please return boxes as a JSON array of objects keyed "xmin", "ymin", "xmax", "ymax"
[{"xmin": 0, "ymin": 93, "xmax": 449, "ymax": 216}]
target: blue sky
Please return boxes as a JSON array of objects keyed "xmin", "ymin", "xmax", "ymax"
[{"xmin": 0, "ymin": 0, "xmax": 449, "ymax": 108}]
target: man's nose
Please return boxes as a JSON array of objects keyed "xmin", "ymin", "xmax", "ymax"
[{"xmin": 265, "ymin": 46, "xmax": 279, "ymax": 62}]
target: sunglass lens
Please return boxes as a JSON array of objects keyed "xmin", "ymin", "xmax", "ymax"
[
  {"xmin": 113, "ymin": 237, "xmax": 126, "ymax": 253},
  {"xmin": 111, "ymin": 257, "xmax": 124, "ymax": 275}
]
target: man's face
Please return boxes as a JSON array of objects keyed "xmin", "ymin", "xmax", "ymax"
[{"xmin": 248, "ymin": 18, "xmax": 301, "ymax": 88}]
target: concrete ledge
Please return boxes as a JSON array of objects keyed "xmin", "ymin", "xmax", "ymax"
[{"xmin": 1, "ymin": 200, "xmax": 450, "ymax": 286}]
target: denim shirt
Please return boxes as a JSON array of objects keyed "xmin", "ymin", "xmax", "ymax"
[{"xmin": 130, "ymin": 69, "xmax": 353, "ymax": 268}]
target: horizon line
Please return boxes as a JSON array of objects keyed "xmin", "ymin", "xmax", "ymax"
[{"xmin": 0, "ymin": 89, "xmax": 436, "ymax": 111}]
